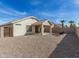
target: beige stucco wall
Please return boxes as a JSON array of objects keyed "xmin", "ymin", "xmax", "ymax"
[
  {"xmin": 0, "ymin": 27, "xmax": 4, "ymax": 37},
  {"xmin": 43, "ymin": 21, "xmax": 50, "ymax": 26},
  {"xmin": 51, "ymin": 24, "xmax": 54, "ymax": 28},
  {"xmin": 38, "ymin": 26, "xmax": 41, "ymax": 32},
  {"xmin": 32, "ymin": 26, "xmax": 35, "ymax": 33},
  {"xmin": 43, "ymin": 20, "xmax": 54, "ymax": 28},
  {"xmin": 0, "ymin": 27, "xmax": 1, "ymax": 37},
  {"xmin": 43, "ymin": 20, "xmax": 54, "ymax": 33},
  {"xmin": 41, "ymin": 20, "xmax": 54, "ymax": 34},
  {"xmin": 0, "ymin": 24, "xmax": 13, "ymax": 37},
  {"xmin": 13, "ymin": 18, "xmax": 37, "ymax": 36},
  {"xmin": 76, "ymin": 28, "xmax": 79, "ymax": 38}
]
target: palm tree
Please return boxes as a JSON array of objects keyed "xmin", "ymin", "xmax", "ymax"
[
  {"xmin": 60, "ymin": 20, "xmax": 65, "ymax": 29},
  {"xmin": 78, "ymin": 23, "xmax": 79, "ymax": 27},
  {"xmin": 69, "ymin": 20, "xmax": 74, "ymax": 28}
]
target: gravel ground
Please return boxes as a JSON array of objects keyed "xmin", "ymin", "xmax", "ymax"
[{"xmin": 0, "ymin": 34, "xmax": 65, "ymax": 58}]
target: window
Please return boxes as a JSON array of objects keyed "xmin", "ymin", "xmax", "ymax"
[
  {"xmin": 27, "ymin": 25, "xmax": 32, "ymax": 32},
  {"xmin": 16, "ymin": 24, "xmax": 21, "ymax": 26},
  {"xmin": 44, "ymin": 26, "xmax": 50, "ymax": 32}
]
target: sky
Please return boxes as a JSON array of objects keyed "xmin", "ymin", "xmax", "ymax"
[{"xmin": 0, "ymin": 0, "xmax": 79, "ymax": 24}]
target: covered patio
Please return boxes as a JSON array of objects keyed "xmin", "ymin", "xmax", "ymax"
[{"xmin": 32, "ymin": 20, "xmax": 53, "ymax": 35}]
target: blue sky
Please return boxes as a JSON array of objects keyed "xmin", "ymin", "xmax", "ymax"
[{"xmin": 0, "ymin": 0, "xmax": 79, "ymax": 24}]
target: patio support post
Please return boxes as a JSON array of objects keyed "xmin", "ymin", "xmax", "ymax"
[
  {"xmin": 32, "ymin": 25, "xmax": 35, "ymax": 34},
  {"xmin": 1, "ymin": 27, "xmax": 4, "ymax": 38},
  {"xmin": 50, "ymin": 26, "xmax": 52, "ymax": 33},
  {"xmin": 41, "ymin": 24, "xmax": 44, "ymax": 35}
]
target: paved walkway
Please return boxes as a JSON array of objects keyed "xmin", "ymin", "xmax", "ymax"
[{"xmin": 49, "ymin": 34, "xmax": 79, "ymax": 58}]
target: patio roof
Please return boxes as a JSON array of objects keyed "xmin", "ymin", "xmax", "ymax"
[{"xmin": 32, "ymin": 21, "xmax": 42, "ymax": 26}]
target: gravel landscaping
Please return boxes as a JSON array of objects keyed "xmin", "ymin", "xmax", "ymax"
[
  {"xmin": 0, "ymin": 33, "xmax": 78, "ymax": 58},
  {"xmin": 0, "ymin": 34, "xmax": 66, "ymax": 58}
]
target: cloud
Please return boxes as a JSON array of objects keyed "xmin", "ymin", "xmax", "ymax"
[
  {"xmin": 38, "ymin": 11, "xmax": 61, "ymax": 23},
  {"xmin": 0, "ymin": 2, "xmax": 28, "ymax": 24},
  {"xmin": 30, "ymin": 0, "xmax": 41, "ymax": 6},
  {"xmin": 8, "ymin": 9, "xmax": 28, "ymax": 16},
  {"xmin": 38, "ymin": 10, "xmax": 79, "ymax": 23},
  {"xmin": 39, "ymin": 11, "xmax": 68, "ymax": 18},
  {"xmin": 74, "ymin": 0, "xmax": 79, "ymax": 5},
  {"xmin": 0, "ymin": 8, "xmax": 28, "ymax": 17},
  {"xmin": 0, "ymin": 8, "xmax": 28, "ymax": 23},
  {"xmin": 0, "ymin": 1, "xmax": 2, "ymax": 5},
  {"xmin": 0, "ymin": 1, "xmax": 28, "ymax": 17},
  {"xmin": 40, "ymin": 12, "xmax": 53, "ymax": 17}
]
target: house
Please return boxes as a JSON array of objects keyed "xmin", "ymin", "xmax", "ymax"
[
  {"xmin": 0, "ymin": 16, "xmax": 54, "ymax": 37},
  {"xmin": 53, "ymin": 24, "xmax": 62, "ymax": 29}
]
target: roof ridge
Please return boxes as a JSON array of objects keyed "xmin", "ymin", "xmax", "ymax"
[{"xmin": 0, "ymin": 16, "xmax": 38, "ymax": 26}]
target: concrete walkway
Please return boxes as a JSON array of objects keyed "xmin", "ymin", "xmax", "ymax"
[{"xmin": 49, "ymin": 34, "xmax": 79, "ymax": 58}]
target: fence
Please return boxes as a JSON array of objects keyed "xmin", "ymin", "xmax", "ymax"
[
  {"xmin": 52, "ymin": 28, "xmax": 75, "ymax": 34},
  {"xmin": 76, "ymin": 27, "xmax": 79, "ymax": 37}
]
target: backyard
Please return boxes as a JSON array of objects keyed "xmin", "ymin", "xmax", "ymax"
[
  {"xmin": 0, "ymin": 32, "xmax": 78, "ymax": 57},
  {"xmin": 0, "ymin": 34, "xmax": 65, "ymax": 57}
]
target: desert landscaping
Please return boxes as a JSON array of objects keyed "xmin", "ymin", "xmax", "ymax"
[
  {"xmin": 1, "ymin": 0, "xmax": 79, "ymax": 58},
  {"xmin": 0, "ymin": 17, "xmax": 78, "ymax": 58},
  {"xmin": 0, "ymin": 33, "xmax": 66, "ymax": 58},
  {"xmin": 0, "ymin": 29, "xmax": 78, "ymax": 58}
]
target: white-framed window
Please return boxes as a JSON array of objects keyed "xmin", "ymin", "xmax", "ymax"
[
  {"xmin": 27, "ymin": 25, "xmax": 32, "ymax": 32},
  {"xmin": 15, "ymin": 24, "xmax": 21, "ymax": 26}
]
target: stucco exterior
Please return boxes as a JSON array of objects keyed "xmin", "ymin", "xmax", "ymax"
[
  {"xmin": 76, "ymin": 28, "xmax": 79, "ymax": 38},
  {"xmin": 43, "ymin": 20, "xmax": 51, "ymax": 26},
  {"xmin": 0, "ymin": 24, "xmax": 13, "ymax": 37},
  {"xmin": 13, "ymin": 18, "xmax": 37, "ymax": 36},
  {"xmin": 0, "ymin": 16, "xmax": 54, "ymax": 37}
]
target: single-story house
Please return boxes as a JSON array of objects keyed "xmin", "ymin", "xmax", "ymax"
[{"xmin": 0, "ymin": 16, "xmax": 54, "ymax": 37}]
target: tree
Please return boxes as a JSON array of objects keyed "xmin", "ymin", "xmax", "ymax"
[
  {"xmin": 78, "ymin": 23, "xmax": 79, "ymax": 27},
  {"xmin": 60, "ymin": 20, "xmax": 65, "ymax": 29},
  {"xmin": 69, "ymin": 20, "xmax": 74, "ymax": 28}
]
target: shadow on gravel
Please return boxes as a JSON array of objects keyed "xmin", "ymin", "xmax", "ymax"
[{"xmin": 49, "ymin": 33, "xmax": 79, "ymax": 58}]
